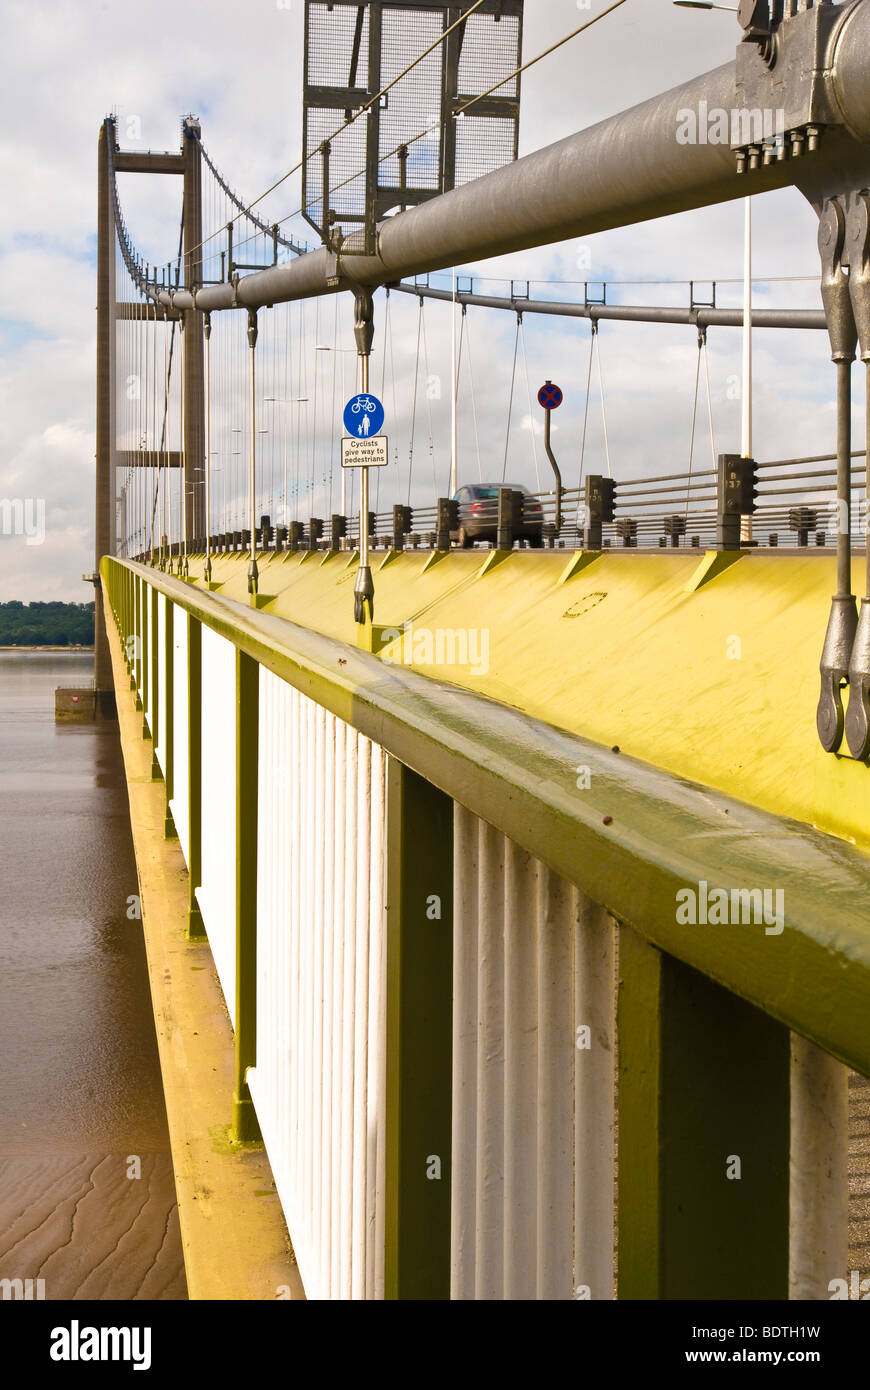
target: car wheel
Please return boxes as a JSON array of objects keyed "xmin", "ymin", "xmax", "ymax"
[{"xmin": 458, "ymin": 526, "xmax": 473, "ymax": 549}]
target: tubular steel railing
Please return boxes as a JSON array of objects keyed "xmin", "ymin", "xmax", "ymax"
[{"xmin": 122, "ymin": 452, "xmax": 870, "ymax": 562}]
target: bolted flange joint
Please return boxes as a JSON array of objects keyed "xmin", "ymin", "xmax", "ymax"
[
  {"xmin": 353, "ymin": 289, "xmax": 375, "ymax": 358},
  {"xmin": 353, "ymin": 565, "xmax": 374, "ymax": 626}
]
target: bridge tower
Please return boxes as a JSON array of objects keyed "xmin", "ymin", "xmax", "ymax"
[
  {"xmin": 94, "ymin": 117, "xmax": 205, "ymax": 711},
  {"xmin": 95, "ymin": 119, "xmax": 117, "ymax": 713},
  {"xmin": 182, "ymin": 116, "xmax": 206, "ymax": 549}
]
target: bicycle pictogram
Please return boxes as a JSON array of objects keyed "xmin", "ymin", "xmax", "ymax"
[{"xmin": 343, "ymin": 393, "xmax": 385, "ymax": 439}]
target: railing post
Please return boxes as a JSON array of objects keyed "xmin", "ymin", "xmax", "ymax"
[
  {"xmin": 163, "ymin": 600, "xmax": 176, "ymax": 839},
  {"xmin": 617, "ymin": 926, "xmax": 790, "ymax": 1299},
  {"xmin": 123, "ymin": 570, "xmax": 135, "ymax": 691},
  {"xmin": 233, "ymin": 649, "xmax": 260, "ymax": 1143},
  {"xmin": 149, "ymin": 589, "xmax": 160, "ymax": 779},
  {"xmin": 123, "ymin": 570, "xmax": 131, "ymax": 678},
  {"xmin": 131, "ymin": 571, "xmax": 137, "ymax": 689},
  {"xmin": 187, "ymin": 615, "xmax": 205, "ymax": 939},
  {"xmin": 384, "ymin": 760, "xmax": 453, "ymax": 1300},
  {"xmin": 136, "ymin": 576, "xmax": 144, "ymax": 709},
  {"xmin": 789, "ymin": 1036, "xmax": 849, "ymax": 1299}
]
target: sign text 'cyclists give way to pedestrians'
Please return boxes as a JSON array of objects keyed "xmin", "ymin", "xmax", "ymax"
[{"xmin": 341, "ymin": 437, "xmax": 389, "ymax": 469}]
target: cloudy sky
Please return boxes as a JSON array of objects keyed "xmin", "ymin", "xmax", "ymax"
[{"xmin": 0, "ymin": 0, "xmax": 854, "ymax": 600}]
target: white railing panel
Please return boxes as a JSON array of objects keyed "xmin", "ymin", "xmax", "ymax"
[
  {"xmin": 155, "ymin": 593, "xmax": 166, "ymax": 773},
  {"xmin": 249, "ymin": 668, "xmax": 387, "ymax": 1301},
  {"xmin": 451, "ymin": 810, "xmax": 616, "ymax": 1301},
  {"xmin": 144, "ymin": 584, "xmax": 153, "ymax": 734},
  {"xmin": 197, "ymin": 625, "xmax": 237, "ymax": 1024},
  {"xmin": 136, "ymin": 582, "xmax": 142, "ymax": 702},
  {"xmin": 170, "ymin": 610, "xmax": 190, "ymax": 866},
  {"xmin": 136, "ymin": 580, "xmax": 145, "ymax": 706}
]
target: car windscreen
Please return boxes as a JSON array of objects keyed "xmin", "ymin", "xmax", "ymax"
[{"xmin": 467, "ymin": 485, "xmax": 529, "ymax": 499}]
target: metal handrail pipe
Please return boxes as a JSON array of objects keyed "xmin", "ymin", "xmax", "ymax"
[
  {"xmin": 392, "ymin": 285, "xmax": 828, "ymax": 332},
  {"xmin": 151, "ymin": 3, "xmax": 870, "ymax": 317}
]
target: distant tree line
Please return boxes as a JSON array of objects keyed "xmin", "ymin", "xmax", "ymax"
[{"xmin": 0, "ymin": 601, "xmax": 94, "ymax": 647}]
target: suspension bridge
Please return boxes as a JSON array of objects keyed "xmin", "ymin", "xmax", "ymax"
[{"xmin": 88, "ymin": 0, "xmax": 870, "ymax": 1300}]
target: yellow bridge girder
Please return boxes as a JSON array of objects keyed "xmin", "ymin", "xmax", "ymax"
[{"xmin": 182, "ymin": 547, "xmax": 870, "ymax": 856}]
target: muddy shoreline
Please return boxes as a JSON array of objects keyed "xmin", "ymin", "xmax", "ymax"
[{"xmin": 0, "ymin": 651, "xmax": 185, "ymax": 1300}]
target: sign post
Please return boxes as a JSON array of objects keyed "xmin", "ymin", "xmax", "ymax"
[
  {"xmin": 343, "ymin": 387, "xmax": 386, "ymax": 625},
  {"xmin": 538, "ymin": 380, "xmax": 565, "ymax": 534}
]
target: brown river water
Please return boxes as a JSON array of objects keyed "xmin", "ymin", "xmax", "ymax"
[{"xmin": 0, "ymin": 652, "xmax": 186, "ymax": 1299}]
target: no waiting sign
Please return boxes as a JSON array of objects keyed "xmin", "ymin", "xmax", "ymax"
[
  {"xmin": 538, "ymin": 381, "xmax": 564, "ymax": 411},
  {"xmin": 341, "ymin": 436, "xmax": 389, "ymax": 469}
]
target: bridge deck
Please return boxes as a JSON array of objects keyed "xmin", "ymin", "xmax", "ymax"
[{"xmin": 182, "ymin": 546, "xmax": 870, "ymax": 853}]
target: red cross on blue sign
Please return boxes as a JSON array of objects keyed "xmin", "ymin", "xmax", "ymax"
[{"xmin": 538, "ymin": 381, "xmax": 564, "ymax": 411}]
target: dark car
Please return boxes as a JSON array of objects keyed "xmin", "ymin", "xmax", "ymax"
[{"xmin": 452, "ymin": 484, "xmax": 544, "ymax": 548}]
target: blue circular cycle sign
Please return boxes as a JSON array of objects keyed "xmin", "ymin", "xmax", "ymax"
[{"xmin": 343, "ymin": 393, "xmax": 385, "ymax": 439}]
